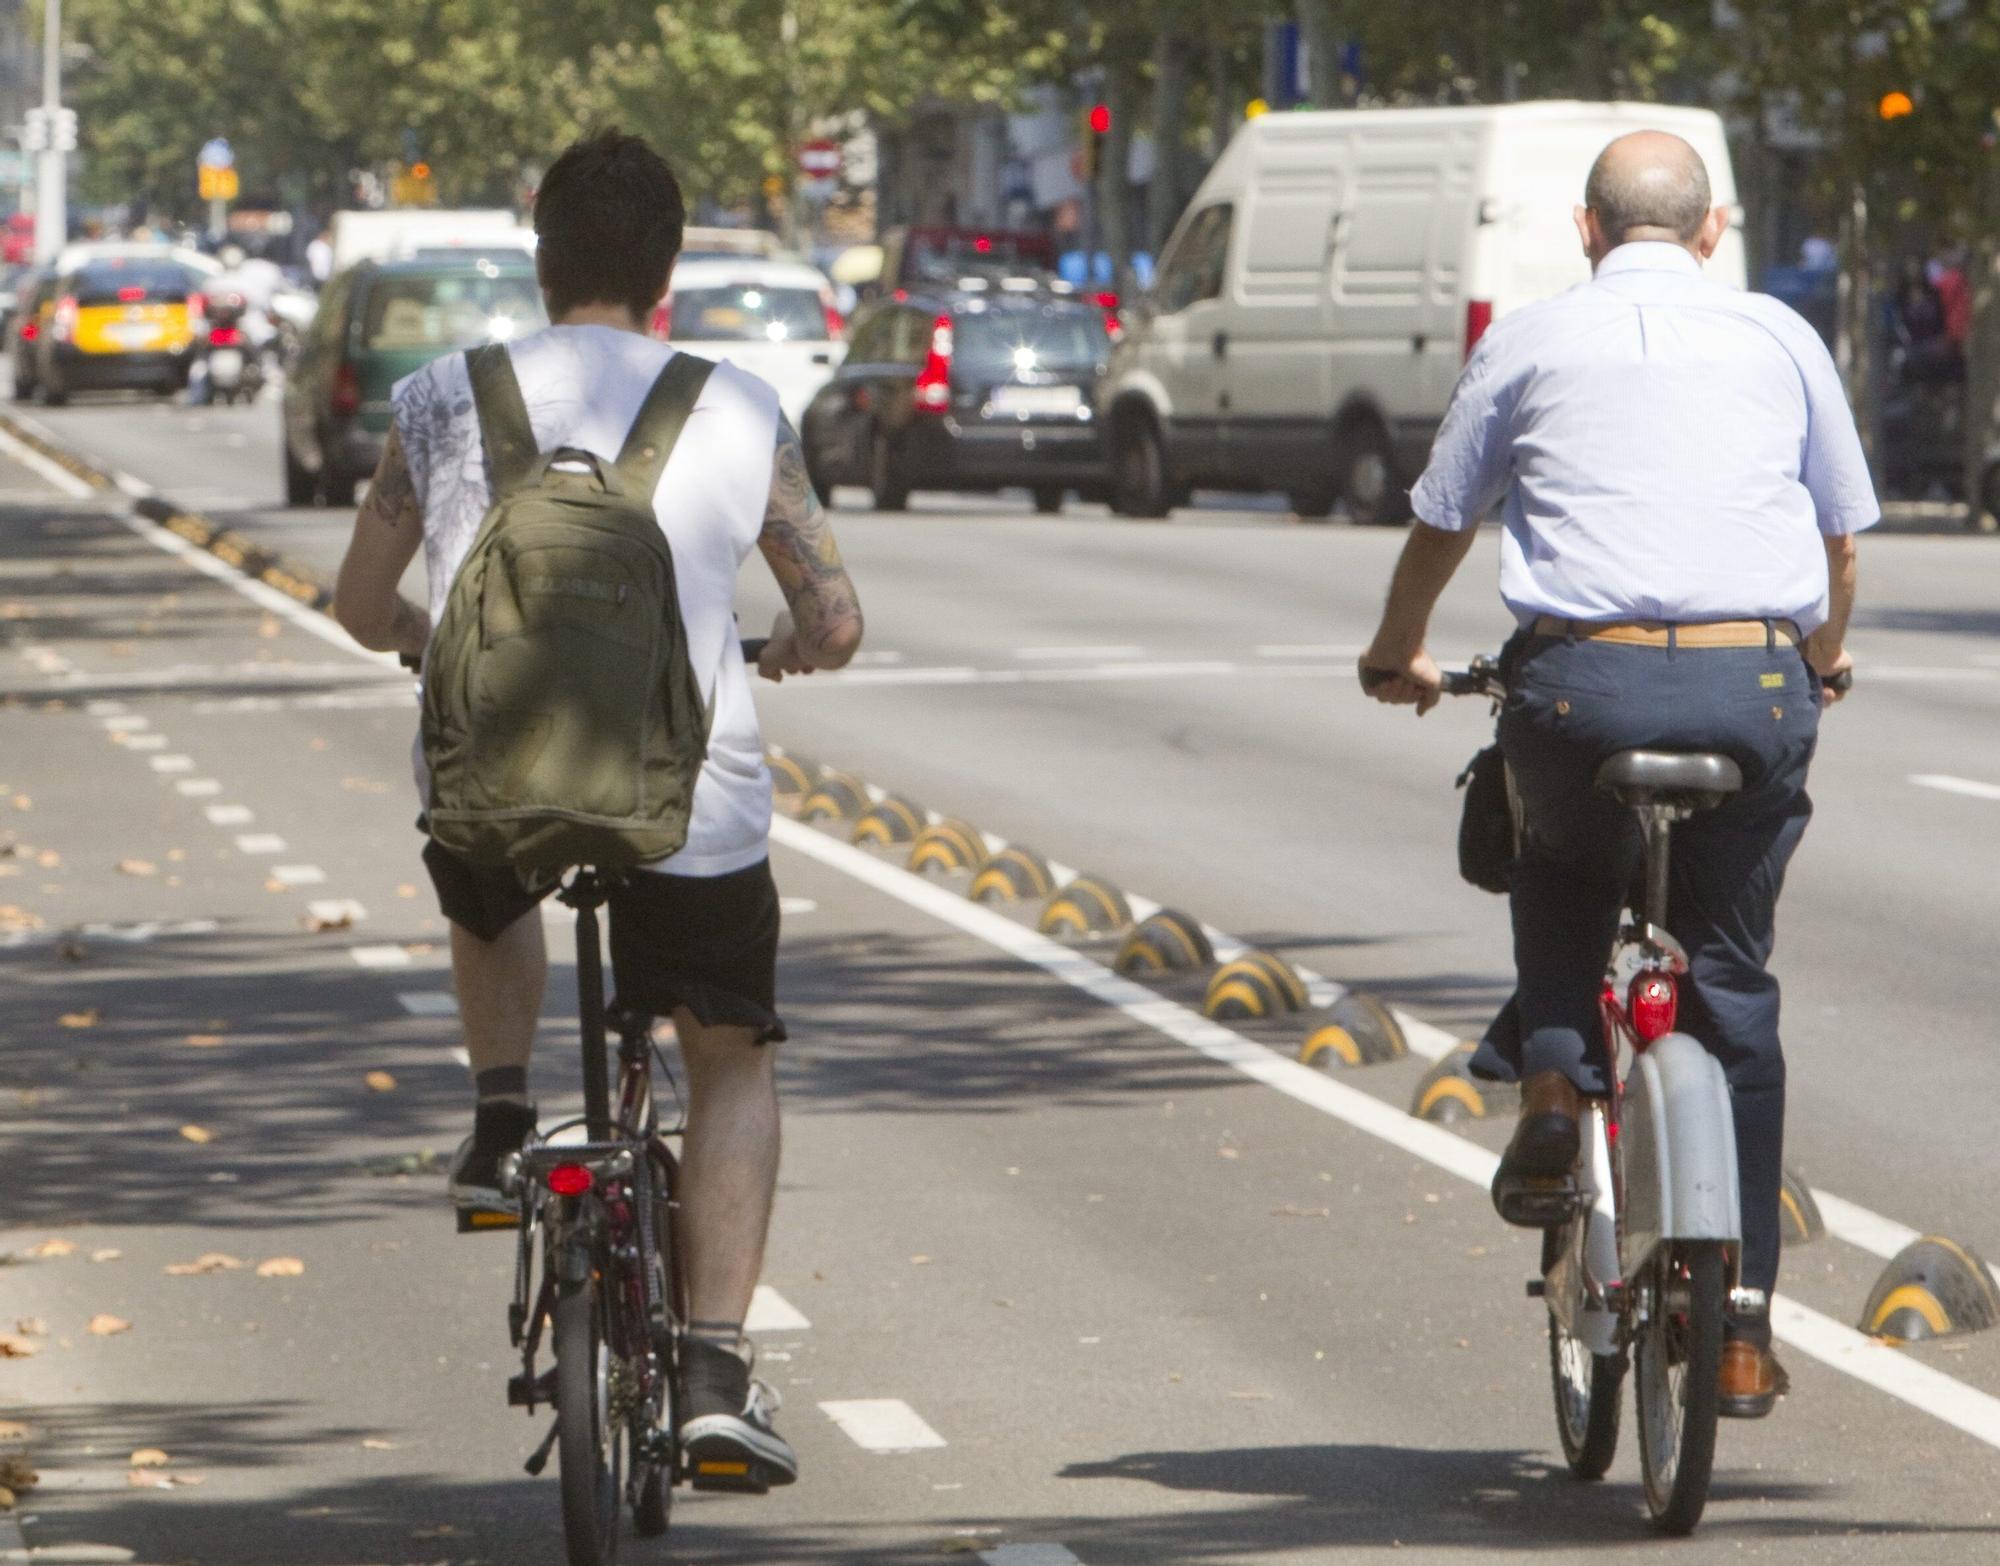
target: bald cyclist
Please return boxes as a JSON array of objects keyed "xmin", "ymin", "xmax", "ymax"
[{"xmin": 1360, "ymin": 131, "xmax": 1877, "ymax": 1417}]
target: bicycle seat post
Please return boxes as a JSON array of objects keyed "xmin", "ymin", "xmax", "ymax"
[
  {"xmin": 1637, "ymin": 803, "xmax": 1675, "ymax": 930},
  {"xmin": 561, "ymin": 868, "xmax": 616, "ymax": 1143}
]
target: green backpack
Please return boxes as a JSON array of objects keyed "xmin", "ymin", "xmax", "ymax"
[{"xmin": 420, "ymin": 343, "xmax": 716, "ymax": 876}]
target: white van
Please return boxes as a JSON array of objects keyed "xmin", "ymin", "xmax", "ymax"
[{"xmin": 1100, "ymin": 101, "xmax": 1745, "ymax": 522}]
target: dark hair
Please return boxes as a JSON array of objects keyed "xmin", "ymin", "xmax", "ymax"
[{"xmin": 533, "ymin": 130, "xmax": 686, "ymax": 320}]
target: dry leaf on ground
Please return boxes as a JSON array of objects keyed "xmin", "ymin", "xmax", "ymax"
[
  {"xmin": 57, "ymin": 1009, "xmax": 98, "ymax": 1029},
  {"xmin": 179, "ymin": 1124, "xmax": 215, "ymax": 1145},
  {"xmin": 304, "ymin": 910, "xmax": 354, "ymax": 933},
  {"xmin": 27, "ymin": 1237, "xmax": 76, "ymax": 1258},
  {"xmin": 128, "ymin": 1468, "xmax": 203, "ymax": 1489},
  {"xmin": 14, "ymin": 1318, "xmax": 46, "ymax": 1336},
  {"xmin": 129, "ymin": 1447, "xmax": 170, "ymax": 1467},
  {"xmin": 164, "ymin": 1253, "xmax": 244, "ymax": 1276},
  {"xmin": 35, "ymin": 849, "xmax": 58, "ymax": 868},
  {"xmin": 90, "ymin": 1248, "xmax": 121, "ymax": 1263},
  {"xmin": 184, "ymin": 1033, "xmax": 225, "ymax": 1048},
  {"xmin": 115, "ymin": 859, "xmax": 158, "ymax": 877},
  {"xmin": 0, "ymin": 906, "xmax": 43, "ymax": 932},
  {"xmin": 395, "ymin": 883, "xmax": 418, "ymax": 898},
  {"xmin": 364, "ymin": 1071, "xmax": 397, "ymax": 1093},
  {"xmin": 255, "ymin": 1256, "xmax": 305, "ymax": 1278},
  {"xmin": 87, "ymin": 1313, "xmax": 131, "ymax": 1336},
  {"xmin": 0, "ymin": 1334, "xmax": 37, "ymax": 1358},
  {"xmin": 0, "ymin": 1420, "xmax": 28, "ymax": 1441}
]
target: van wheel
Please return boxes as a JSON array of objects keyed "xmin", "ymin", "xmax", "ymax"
[
  {"xmin": 869, "ymin": 432, "xmax": 910, "ymax": 512},
  {"xmin": 11, "ymin": 372, "xmax": 33, "ymax": 403},
  {"xmin": 1339, "ymin": 419, "xmax": 1410, "ymax": 527},
  {"xmin": 1031, "ymin": 485, "xmax": 1065, "ymax": 515},
  {"xmin": 1288, "ymin": 485, "xmax": 1337, "ymax": 521},
  {"xmin": 40, "ymin": 374, "xmax": 67, "ymax": 407},
  {"xmin": 1111, "ymin": 417, "xmax": 1172, "ymax": 519},
  {"xmin": 321, "ymin": 463, "xmax": 358, "ymax": 508},
  {"xmin": 283, "ymin": 439, "xmax": 316, "ymax": 507}
]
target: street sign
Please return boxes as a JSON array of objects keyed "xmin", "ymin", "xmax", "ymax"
[
  {"xmin": 796, "ymin": 139, "xmax": 841, "ymax": 178},
  {"xmin": 198, "ymin": 165, "xmax": 240, "ymax": 201},
  {"xmin": 198, "ymin": 137, "xmax": 234, "ymax": 171}
]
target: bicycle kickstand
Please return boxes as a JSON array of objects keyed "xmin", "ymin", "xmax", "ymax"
[{"xmin": 524, "ymin": 1415, "xmax": 559, "ymax": 1477}]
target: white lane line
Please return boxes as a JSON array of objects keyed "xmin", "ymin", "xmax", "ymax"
[
  {"xmin": 270, "ymin": 863, "xmax": 325, "ymax": 885},
  {"xmin": 745, "ymin": 1285, "xmax": 811, "ymax": 1333},
  {"xmin": 983, "ymin": 1548, "xmax": 1084, "ymax": 1566},
  {"xmin": 448, "ymin": 1045, "xmax": 471, "ymax": 1067},
  {"xmin": 204, "ymin": 804, "xmax": 254, "ymax": 826},
  {"xmin": 349, "ymin": 944, "xmax": 414, "ymax": 970},
  {"xmin": 101, "ymin": 714, "xmax": 149, "ymax": 731},
  {"xmin": 0, "ymin": 917, "xmax": 220, "ymax": 950},
  {"xmin": 1015, "ymin": 644, "xmax": 1144, "ymax": 661},
  {"xmin": 778, "ymin": 896, "xmax": 819, "ymax": 916},
  {"xmin": 307, "ymin": 897, "xmax": 368, "ymax": 926},
  {"xmin": 1911, "ymin": 772, "xmax": 2000, "ymax": 802},
  {"xmin": 770, "ymin": 815, "xmax": 2000, "ymax": 1454},
  {"xmin": 148, "ymin": 755, "xmax": 195, "ymax": 773},
  {"xmin": 1813, "ymin": 1190, "xmax": 1921, "ymax": 1262},
  {"xmin": 398, "ymin": 991, "xmax": 458, "ymax": 1017},
  {"xmin": 234, "ymin": 833, "xmax": 288, "ymax": 855},
  {"xmin": 120, "ymin": 733, "xmax": 168, "ymax": 751},
  {"xmin": 1256, "ymin": 643, "xmax": 1362, "ymax": 659},
  {"xmin": 818, "ymin": 1399, "xmax": 946, "ymax": 1452},
  {"xmin": 84, "ymin": 699, "xmax": 128, "ymax": 716},
  {"xmin": 175, "ymin": 778, "xmax": 223, "ymax": 797}
]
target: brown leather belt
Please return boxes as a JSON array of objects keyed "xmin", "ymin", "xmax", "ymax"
[{"xmin": 1529, "ymin": 616, "xmax": 1800, "ymax": 649}]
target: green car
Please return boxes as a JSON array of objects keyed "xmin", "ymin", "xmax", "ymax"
[{"xmin": 281, "ymin": 256, "xmax": 545, "ymax": 506}]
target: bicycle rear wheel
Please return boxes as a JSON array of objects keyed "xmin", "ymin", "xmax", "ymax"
[
  {"xmin": 1544, "ymin": 1224, "xmax": 1623, "ymax": 1479},
  {"xmin": 556, "ymin": 1275, "xmax": 623, "ymax": 1565},
  {"xmin": 1635, "ymin": 1241, "xmax": 1724, "ymax": 1535}
]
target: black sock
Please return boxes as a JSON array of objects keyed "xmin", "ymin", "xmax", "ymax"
[{"xmin": 475, "ymin": 1065, "xmax": 529, "ymax": 1103}]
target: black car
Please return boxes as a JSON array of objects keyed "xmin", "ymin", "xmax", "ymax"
[{"xmin": 800, "ymin": 286, "xmax": 1111, "ymax": 513}]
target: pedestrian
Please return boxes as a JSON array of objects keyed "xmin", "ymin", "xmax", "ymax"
[
  {"xmin": 306, "ymin": 225, "xmax": 333, "ymax": 285},
  {"xmin": 1358, "ymin": 129, "xmax": 1876, "ymax": 1420}
]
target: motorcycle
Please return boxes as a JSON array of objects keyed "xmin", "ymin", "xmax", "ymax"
[{"xmin": 199, "ymin": 293, "xmax": 265, "ymax": 406}]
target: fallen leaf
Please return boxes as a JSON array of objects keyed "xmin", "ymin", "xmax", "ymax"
[
  {"xmin": 35, "ymin": 849, "xmax": 58, "ymax": 868},
  {"xmin": 341, "ymin": 777, "xmax": 390, "ymax": 794},
  {"xmin": 166, "ymin": 848, "xmax": 186, "ymax": 863},
  {"xmin": 0, "ymin": 1334, "xmax": 37, "ymax": 1358},
  {"xmin": 1270, "ymin": 1205, "xmax": 1330, "ymax": 1219},
  {"xmin": 87, "ymin": 1313, "xmax": 132, "ymax": 1336},
  {"xmin": 256, "ymin": 1256, "xmax": 305, "ymax": 1278},
  {"xmin": 90, "ymin": 1248, "xmax": 122, "ymax": 1263},
  {"xmin": 304, "ymin": 910, "xmax": 353, "ymax": 932},
  {"xmin": 57, "ymin": 1009, "xmax": 98, "ymax": 1029},
  {"xmin": 179, "ymin": 1124, "xmax": 215, "ymax": 1144},
  {"xmin": 909, "ymin": 1254, "xmax": 932, "ymax": 1266},
  {"xmin": 115, "ymin": 859, "xmax": 158, "ymax": 877},
  {"xmin": 0, "ymin": 1486, "xmax": 15, "ymax": 1510},
  {"xmin": 309, "ymin": 737, "xmax": 328, "ymax": 751},
  {"xmin": 396, "ymin": 883, "xmax": 419, "ymax": 898},
  {"xmin": 1228, "ymin": 1390, "xmax": 1274, "ymax": 1401},
  {"xmin": 0, "ymin": 905, "xmax": 44, "ymax": 932},
  {"xmin": 10, "ymin": 795, "xmax": 29, "ymax": 810},
  {"xmin": 184, "ymin": 1033, "xmax": 225, "ymax": 1048},
  {"xmin": 264, "ymin": 878, "xmax": 287, "ymax": 894},
  {"xmin": 1217, "ymin": 1146, "xmax": 1241, "ymax": 1160},
  {"xmin": 0, "ymin": 1453, "xmax": 37, "ymax": 1493},
  {"xmin": 258, "ymin": 613, "xmax": 281, "ymax": 638},
  {"xmin": 15, "ymin": 1089, "xmax": 39, "ymax": 1110},
  {"xmin": 14, "ymin": 1318, "xmax": 45, "ymax": 1337},
  {"xmin": 28, "ymin": 1237, "xmax": 76, "ymax": 1258},
  {"xmin": 360, "ymin": 1437, "xmax": 398, "ymax": 1450},
  {"xmin": 165, "ymin": 1252, "xmax": 245, "ymax": 1276},
  {"xmin": 364, "ymin": 1070, "xmax": 397, "ymax": 1093},
  {"xmin": 129, "ymin": 1448, "xmax": 170, "ymax": 1468},
  {"xmin": 0, "ymin": 1420, "xmax": 28, "ymax": 1441}
]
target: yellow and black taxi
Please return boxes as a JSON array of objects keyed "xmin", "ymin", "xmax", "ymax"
[{"xmin": 28, "ymin": 255, "xmax": 202, "ymax": 404}]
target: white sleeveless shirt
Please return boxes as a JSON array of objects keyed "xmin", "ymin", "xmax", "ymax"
[{"xmin": 392, "ymin": 324, "xmax": 778, "ymax": 877}]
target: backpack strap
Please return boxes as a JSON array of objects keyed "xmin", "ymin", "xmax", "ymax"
[
  {"xmin": 466, "ymin": 343, "xmax": 538, "ymax": 498},
  {"xmin": 614, "ymin": 352, "xmax": 717, "ymax": 495}
]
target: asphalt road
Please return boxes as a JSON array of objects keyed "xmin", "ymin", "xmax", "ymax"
[{"xmin": 3, "ymin": 385, "xmax": 2000, "ymax": 1563}]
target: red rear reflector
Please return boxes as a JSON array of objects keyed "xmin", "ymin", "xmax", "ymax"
[
  {"xmin": 1629, "ymin": 972, "xmax": 1678, "ymax": 1045},
  {"xmin": 1464, "ymin": 298, "xmax": 1493, "ymax": 358},
  {"xmin": 207, "ymin": 326, "xmax": 242, "ymax": 347},
  {"xmin": 117, "ymin": 286, "xmax": 146, "ymax": 303},
  {"xmin": 545, "ymin": 1163, "xmax": 593, "ymax": 1197}
]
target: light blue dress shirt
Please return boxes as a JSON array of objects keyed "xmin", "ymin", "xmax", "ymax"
[{"xmin": 1410, "ymin": 242, "xmax": 1879, "ymax": 634}]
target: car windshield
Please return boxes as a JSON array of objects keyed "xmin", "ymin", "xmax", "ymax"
[
  {"xmin": 360, "ymin": 271, "xmax": 545, "ymax": 351},
  {"xmin": 952, "ymin": 310, "xmax": 1105, "ymax": 376},
  {"xmin": 672, "ymin": 285, "xmax": 825, "ymax": 343},
  {"xmin": 70, "ymin": 260, "xmax": 191, "ymax": 307}
]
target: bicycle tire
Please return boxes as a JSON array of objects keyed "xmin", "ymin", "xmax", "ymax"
[
  {"xmin": 1544, "ymin": 1223, "xmax": 1623, "ymax": 1480},
  {"xmin": 556, "ymin": 1276, "xmax": 621, "ymax": 1565},
  {"xmin": 1636, "ymin": 1241, "xmax": 1724, "ymax": 1535}
]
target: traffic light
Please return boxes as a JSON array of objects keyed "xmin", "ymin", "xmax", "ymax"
[
  {"xmin": 1878, "ymin": 90, "xmax": 1915, "ymax": 121},
  {"xmin": 1088, "ymin": 103, "xmax": 1111, "ymax": 136}
]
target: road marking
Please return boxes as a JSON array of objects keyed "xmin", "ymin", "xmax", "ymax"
[
  {"xmin": 148, "ymin": 755, "xmax": 195, "ymax": 773},
  {"xmin": 120, "ymin": 733, "xmax": 168, "ymax": 751},
  {"xmin": 271, "ymin": 864, "xmax": 326, "ymax": 886},
  {"xmin": 982, "ymin": 1548, "xmax": 1083, "ymax": 1566},
  {"xmin": 234, "ymin": 833, "xmax": 288, "ymax": 855},
  {"xmin": 786, "ymin": 660, "xmax": 1364, "ymax": 691},
  {"xmin": 1911, "ymin": 772, "xmax": 2000, "ymax": 802},
  {"xmin": 84, "ymin": 699, "xmax": 128, "ymax": 716},
  {"xmin": 0, "ymin": 918, "xmax": 220, "ymax": 951},
  {"xmin": 746, "ymin": 1285, "xmax": 811, "ymax": 1333},
  {"xmin": 204, "ymin": 804, "xmax": 254, "ymax": 826},
  {"xmin": 174, "ymin": 779, "xmax": 223, "ymax": 797},
  {"xmin": 100, "ymin": 714, "xmax": 149, "ymax": 731},
  {"xmin": 770, "ymin": 814, "xmax": 2000, "ymax": 1455},
  {"xmin": 349, "ymin": 944, "xmax": 414, "ymax": 970},
  {"xmin": 306, "ymin": 897, "xmax": 367, "ymax": 926},
  {"xmin": 398, "ymin": 991, "xmax": 458, "ymax": 1017},
  {"xmin": 1256, "ymin": 643, "xmax": 1363, "ymax": 658},
  {"xmin": 1015, "ymin": 644, "xmax": 1144, "ymax": 661},
  {"xmin": 817, "ymin": 1399, "xmax": 946, "ymax": 1452},
  {"xmin": 448, "ymin": 1045, "xmax": 471, "ymax": 1067},
  {"xmin": 778, "ymin": 896, "xmax": 819, "ymax": 916}
]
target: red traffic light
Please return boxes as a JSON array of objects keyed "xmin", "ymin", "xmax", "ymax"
[{"xmin": 1088, "ymin": 103, "xmax": 1111, "ymax": 136}]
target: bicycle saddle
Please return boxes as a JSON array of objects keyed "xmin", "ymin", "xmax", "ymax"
[{"xmin": 1595, "ymin": 750, "xmax": 1742, "ymax": 803}]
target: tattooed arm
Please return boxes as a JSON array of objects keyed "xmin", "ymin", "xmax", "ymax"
[
  {"xmin": 333, "ymin": 426, "xmax": 430, "ymax": 658},
  {"xmin": 755, "ymin": 414, "xmax": 863, "ymax": 682}
]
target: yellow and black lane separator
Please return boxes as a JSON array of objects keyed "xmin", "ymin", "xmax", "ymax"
[
  {"xmin": 1037, "ymin": 873, "xmax": 1133, "ymax": 940},
  {"xmin": 1860, "ymin": 1235, "xmax": 2000, "ymax": 1343},
  {"xmin": 798, "ymin": 769, "xmax": 870, "ymax": 825},
  {"xmin": 850, "ymin": 794, "xmax": 927, "ymax": 848},
  {"xmin": 1202, "ymin": 951, "xmax": 1307, "ymax": 1021},
  {"xmin": 1299, "ymin": 990, "xmax": 1408, "ymax": 1070},
  {"xmin": 969, "ymin": 845, "xmax": 1054, "ymax": 904},
  {"xmin": 1408, "ymin": 1041, "xmax": 1506, "ymax": 1124},
  {"xmin": 907, "ymin": 818, "xmax": 989, "ymax": 878},
  {"xmin": 1114, "ymin": 908, "xmax": 1215, "ymax": 977},
  {"xmin": 766, "ymin": 750, "xmax": 818, "ymax": 806},
  {"xmin": 1778, "ymin": 1166, "xmax": 1826, "ymax": 1246}
]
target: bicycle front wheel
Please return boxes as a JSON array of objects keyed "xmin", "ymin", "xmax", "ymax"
[
  {"xmin": 556, "ymin": 1275, "xmax": 623, "ymax": 1565},
  {"xmin": 1635, "ymin": 1241, "xmax": 1724, "ymax": 1535}
]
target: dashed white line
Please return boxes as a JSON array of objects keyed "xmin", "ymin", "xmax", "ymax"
[
  {"xmin": 174, "ymin": 779, "xmax": 223, "ymax": 797},
  {"xmin": 1256, "ymin": 643, "xmax": 1361, "ymax": 659},
  {"xmin": 398, "ymin": 991, "xmax": 458, "ymax": 1017},
  {"xmin": 148, "ymin": 755, "xmax": 195, "ymax": 773},
  {"xmin": 121, "ymin": 733, "xmax": 168, "ymax": 751},
  {"xmin": 818, "ymin": 1399, "xmax": 946, "ymax": 1453},
  {"xmin": 1015, "ymin": 644, "xmax": 1144, "ymax": 661},
  {"xmin": 101, "ymin": 714, "xmax": 149, "ymax": 732},
  {"xmin": 234, "ymin": 834, "xmax": 288, "ymax": 855},
  {"xmin": 778, "ymin": 896, "xmax": 819, "ymax": 916},
  {"xmin": 306, "ymin": 897, "xmax": 368, "ymax": 926},
  {"xmin": 745, "ymin": 1285, "xmax": 811, "ymax": 1333},
  {"xmin": 349, "ymin": 944, "xmax": 414, "ymax": 970},
  {"xmin": 448, "ymin": 1045, "xmax": 471, "ymax": 1067},
  {"xmin": 1910, "ymin": 772, "xmax": 2000, "ymax": 802},
  {"xmin": 83, "ymin": 699, "xmax": 127, "ymax": 716},
  {"xmin": 982, "ymin": 1548, "xmax": 1084, "ymax": 1566},
  {"xmin": 270, "ymin": 864, "xmax": 326, "ymax": 886},
  {"xmin": 204, "ymin": 804, "xmax": 254, "ymax": 826}
]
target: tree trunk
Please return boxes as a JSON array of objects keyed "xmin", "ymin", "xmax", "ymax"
[
  {"xmin": 1963, "ymin": 159, "xmax": 2000, "ymax": 527},
  {"xmin": 1150, "ymin": 31, "xmax": 1190, "ymax": 253},
  {"xmin": 1099, "ymin": 48, "xmax": 1140, "ymax": 298},
  {"xmin": 1208, "ymin": 37, "xmax": 1233, "ymax": 158}
]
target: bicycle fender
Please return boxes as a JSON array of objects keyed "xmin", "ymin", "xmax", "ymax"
[{"xmin": 1618, "ymin": 1032, "xmax": 1741, "ymax": 1279}]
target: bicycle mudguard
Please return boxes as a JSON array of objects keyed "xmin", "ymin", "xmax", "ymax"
[{"xmin": 1619, "ymin": 1032, "xmax": 1741, "ymax": 1280}]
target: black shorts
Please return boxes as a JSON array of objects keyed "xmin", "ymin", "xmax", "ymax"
[{"xmin": 421, "ymin": 839, "xmax": 786, "ymax": 1044}]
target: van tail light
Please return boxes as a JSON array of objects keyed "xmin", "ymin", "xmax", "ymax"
[
  {"xmin": 913, "ymin": 314, "xmax": 953, "ymax": 413},
  {"xmin": 207, "ymin": 325, "xmax": 243, "ymax": 348},
  {"xmin": 117, "ymin": 286, "xmax": 146, "ymax": 304},
  {"xmin": 51, "ymin": 295, "xmax": 77, "ymax": 342},
  {"xmin": 331, "ymin": 360, "xmax": 361, "ymax": 417},
  {"xmin": 544, "ymin": 1162, "xmax": 593, "ymax": 1197},
  {"xmin": 1628, "ymin": 972, "xmax": 1678, "ymax": 1046},
  {"xmin": 1090, "ymin": 290, "xmax": 1120, "ymax": 314},
  {"xmin": 1464, "ymin": 298, "xmax": 1493, "ymax": 359}
]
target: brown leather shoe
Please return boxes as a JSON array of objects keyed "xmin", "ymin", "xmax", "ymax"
[
  {"xmin": 1490, "ymin": 1072, "xmax": 1584, "ymax": 1226},
  {"xmin": 1718, "ymin": 1340, "xmax": 1789, "ymax": 1419}
]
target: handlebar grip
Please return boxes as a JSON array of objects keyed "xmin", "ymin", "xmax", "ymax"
[
  {"xmin": 1439, "ymin": 671, "xmax": 1483, "ymax": 697},
  {"xmin": 740, "ymin": 638, "xmax": 768, "ymax": 664},
  {"xmin": 1826, "ymin": 668, "xmax": 1853, "ymax": 696}
]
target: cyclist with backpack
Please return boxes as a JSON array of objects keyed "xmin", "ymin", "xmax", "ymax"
[{"xmin": 331, "ymin": 129, "xmax": 862, "ymax": 1489}]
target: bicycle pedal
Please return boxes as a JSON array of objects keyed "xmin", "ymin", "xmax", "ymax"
[
  {"xmin": 456, "ymin": 1207, "xmax": 522, "ymax": 1234},
  {"xmin": 688, "ymin": 1458, "xmax": 770, "ymax": 1496}
]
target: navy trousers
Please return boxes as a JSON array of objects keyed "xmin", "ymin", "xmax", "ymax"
[{"xmin": 1467, "ymin": 630, "xmax": 1821, "ymax": 1320}]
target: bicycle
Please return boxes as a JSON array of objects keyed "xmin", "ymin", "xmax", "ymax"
[
  {"xmin": 464, "ymin": 637, "xmax": 772, "ymax": 1566},
  {"xmin": 1440, "ymin": 653, "xmax": 1846, "ymax": 1535}
]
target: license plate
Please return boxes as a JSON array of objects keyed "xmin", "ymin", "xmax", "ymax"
[
  {"xmin": 988, "ymin": 384, "xmax": 1082, "ymax": 417},
  {"xmin": 209, "ymin": 348, "xmax": 244, "ymax": 381},
  {"xmin": 109, "ymin": 322, "xmax": 162, "ymax": 348}
]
